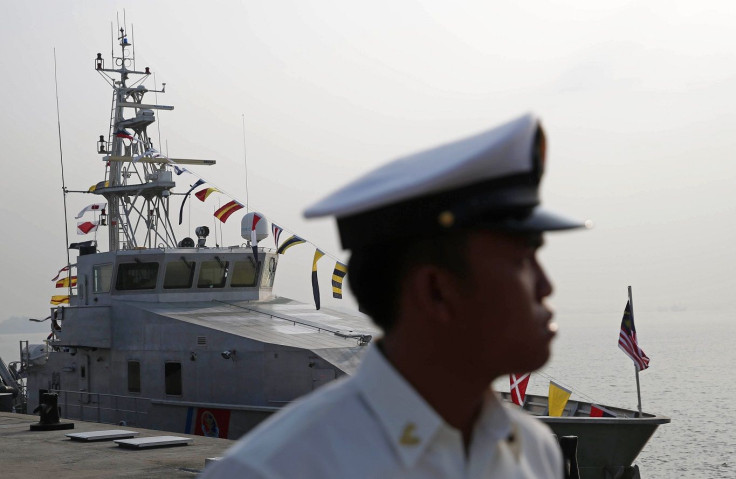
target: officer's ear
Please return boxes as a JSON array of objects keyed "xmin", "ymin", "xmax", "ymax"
[{"xmin": 404, "ymin": 264, "xmax": 463, "ymax": 325}]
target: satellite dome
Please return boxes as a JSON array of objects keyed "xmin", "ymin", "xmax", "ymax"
[{"xmin": 241, "ymin": 212, "xmax": 269, "ymax": 243}]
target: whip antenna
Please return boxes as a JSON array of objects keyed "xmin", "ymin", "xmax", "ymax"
[
  {"xmin": 242, "ymin": 114, "xmax": 250, "ymax": 212},
  {"xmin": 53, "ymin": 48, "xmax": 72, "ymax": 296}
]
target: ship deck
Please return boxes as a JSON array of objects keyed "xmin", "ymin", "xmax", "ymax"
[{"xmin": 0, "ymin": 412, "xmax": 231, "ymax": 478}]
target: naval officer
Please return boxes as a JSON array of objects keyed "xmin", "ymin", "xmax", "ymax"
[{"xmin": 200, "ymin": 114, "xmax": 587, "ymax": 478}]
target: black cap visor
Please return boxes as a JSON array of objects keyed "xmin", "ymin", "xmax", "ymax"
[{"xmin": 475, "ymin": 206, "xmax": 587, "ymax": 233}]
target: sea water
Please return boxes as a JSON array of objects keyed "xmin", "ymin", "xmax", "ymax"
[
  {"xmin": 533, "ymin": 310, "xmax": 736, "ymax": 479},
  {"xmin": 0, "ymin": 332, "xmax": 48, "ymax": 366},
  {"xmin": 2, "ymin": 313, "xmax": 734, "ymax": 478}
]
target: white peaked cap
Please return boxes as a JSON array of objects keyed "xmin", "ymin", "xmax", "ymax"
[{"xmin": 304, "ymin": 113, "xmax": 587, "ymax": 250}]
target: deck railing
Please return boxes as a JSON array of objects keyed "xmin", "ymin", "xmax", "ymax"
[{"xmin": 50, "ymin": 388, "xmax": 150, "ymax": 427}]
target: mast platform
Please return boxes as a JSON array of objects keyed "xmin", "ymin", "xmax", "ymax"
[
  {"xmin": 91, "ymin": 181, "xmax": 176, "ymax": 201},
  {"xmin": 106, "ymin": 156, "xmax": 216, "ymax": 166}
]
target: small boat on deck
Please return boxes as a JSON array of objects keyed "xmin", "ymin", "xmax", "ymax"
[{"xmin": 500, "ymin": 391, "xmax": 669, "ymax": 478}]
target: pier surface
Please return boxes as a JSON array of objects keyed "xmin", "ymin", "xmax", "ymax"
[{"xmin": 0, "ymin": 412, "xmax": 232, "ymax": 478}]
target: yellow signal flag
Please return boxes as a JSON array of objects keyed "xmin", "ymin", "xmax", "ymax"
[
  {"xmin": 55, "ymin": 276, "xmax": 78, "ymax": 288},
  {"xmin": 50, "ymin": 295, "xmax": 70, "ymax": 305},
  {"xmin": 88, "ymin": 180, "xmax": 109, "ymax": 192},
  {"xmin": 548, "ymin": 381, "xmax": 572, "ymax": 417}
]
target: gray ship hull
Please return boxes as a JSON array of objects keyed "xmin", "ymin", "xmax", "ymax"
[{"xmin": 502, "ymin": 392, "xmax": 670, "ymax": 479}]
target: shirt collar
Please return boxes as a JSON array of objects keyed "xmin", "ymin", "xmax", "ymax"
[
  {"xmin": 355, "ymin": 345, "xmax": 516, "ymax": 467},
  {"xmin": 354, "ymin": 345, "xmax": 444, "ymax": 467},
  {"xmin": 474, "ymin": 389, "xmax": 513, "ymax": 443}
]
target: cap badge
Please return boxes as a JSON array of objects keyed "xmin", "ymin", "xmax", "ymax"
[
  {"xmin": 437, "ymin": 210, "xmax": 455, "ymax": 228},
  {"xmin": 399, "ymin": 423, "xmax": 421, "ymax": 446}
]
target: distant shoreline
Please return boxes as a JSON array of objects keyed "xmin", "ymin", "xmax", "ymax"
[{"xmin": 0, "ymin": 317, "xmax": 50, "ymax": 335}]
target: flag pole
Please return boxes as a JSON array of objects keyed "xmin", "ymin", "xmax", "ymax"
[{"xmin": 628, "ymin": 285, "xmax": 643, "ymax": 416}]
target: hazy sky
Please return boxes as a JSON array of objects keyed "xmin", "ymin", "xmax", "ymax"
[{"xmin": 1, "ymin": 1, "xmax": 735, "ymax": 325}]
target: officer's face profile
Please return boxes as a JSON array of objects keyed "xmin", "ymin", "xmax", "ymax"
[{"xmin": 451, "ymin": 229, "xmax": 555, "ymax": 375}]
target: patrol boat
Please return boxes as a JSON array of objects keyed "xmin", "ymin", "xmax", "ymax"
[
  {"xmin": 9, "ymin": 25, "xmax": 378, "ymax": 441},
  {"xmin": 2, "ymin": 24, "xmax": 667, "ymax": 479}
]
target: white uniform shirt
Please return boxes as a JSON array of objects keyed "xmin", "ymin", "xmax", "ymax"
[{"xmin": 200, "ymin": 345, "xmax": 562, "ymax": 478}]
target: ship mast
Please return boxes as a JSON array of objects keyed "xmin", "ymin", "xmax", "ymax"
[{"xmin": 93, "ymin": 26, "xmax": 177, "ymax": 252}]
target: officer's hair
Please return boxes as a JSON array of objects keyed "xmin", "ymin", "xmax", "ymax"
[{"xmin": 347, "ymin": 231, "xmax": 471, "ymax": 334}]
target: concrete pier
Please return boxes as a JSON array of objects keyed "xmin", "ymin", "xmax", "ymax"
[{"xmin": 0, "ymin": 412, "xmax": 232, "ymax": 478}]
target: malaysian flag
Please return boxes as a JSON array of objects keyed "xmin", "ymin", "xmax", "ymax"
[
  {"xmin": 618, "ymin": 300, "xmax": 650, "ymax": 371},
  {"xmin": 509, "ymin": 373, "xmax": 530, "ymax": 406}
]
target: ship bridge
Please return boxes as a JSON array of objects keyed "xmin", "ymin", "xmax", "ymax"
[{"xmin": 71, "ymin": 246, "xmax": 279, "ymax": 307}]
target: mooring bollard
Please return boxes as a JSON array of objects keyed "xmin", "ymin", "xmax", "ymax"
[{"xmin": 30, "ymin": 392, "xmax": 74, "ymax": 431}]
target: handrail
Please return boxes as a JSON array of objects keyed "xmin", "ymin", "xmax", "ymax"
[{"xmin": 50, "ymin": 388, "xmax": 150, "ymax": 427}]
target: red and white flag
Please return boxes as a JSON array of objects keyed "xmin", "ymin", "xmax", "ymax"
[
  {"xmin": 75, "ymin": 202, "xmax": 107, "ymax": 219},
  {"xmin": 251, "ymin": 213, "xmax": 262, "ymax": 247},
  {"xmin": 51, "ymin": 265, "xmax": 71, "ymax": 282},
  {"xmin": 509, "ymin": 373, "xmax": 531, "ymax": 406},
  {"xmin": 77, "ymin": 220, "xmax": 99, "ymax": 235},
  {"xmin": 251, "ymin": 213, "xmax": 262, "ymax": 259}
]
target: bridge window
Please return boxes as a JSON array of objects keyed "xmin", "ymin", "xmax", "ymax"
[
  {"xmin": 128, "ymin": 361, "xmax": 141, "ymax": 393},
  {"xmin": 197, "ymin": 260, "xmax": 228, "ymax": 288},
  {"xmin": 116, "ymin": 262, "xmax": 159, "ymax": 290},
  {"xmin": 231, "ymin": 260, "xmax": 258, "ymax": 287},
  {"xmin": 165, "ymin": 362, "xmax": 182, "ymax": 396},
  {"xmin": 164, "ymin": 259, "xmax": 195, "ymax": 289},
  {"xmin": 92, "ymin": 263, "xmax": 113, "ymax": 293}
]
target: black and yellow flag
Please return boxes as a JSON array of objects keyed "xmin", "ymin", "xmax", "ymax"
[
  {"xmin": 277, "ymin": 235, "xmax": 306, "ymax": 255},
  {"xmin": 332, "ymin": 262, "xmax": 347, "ymax": 299},
  {"xmin": 312, "ymin": 249, "xmax": 325, "ymax": 310}
]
